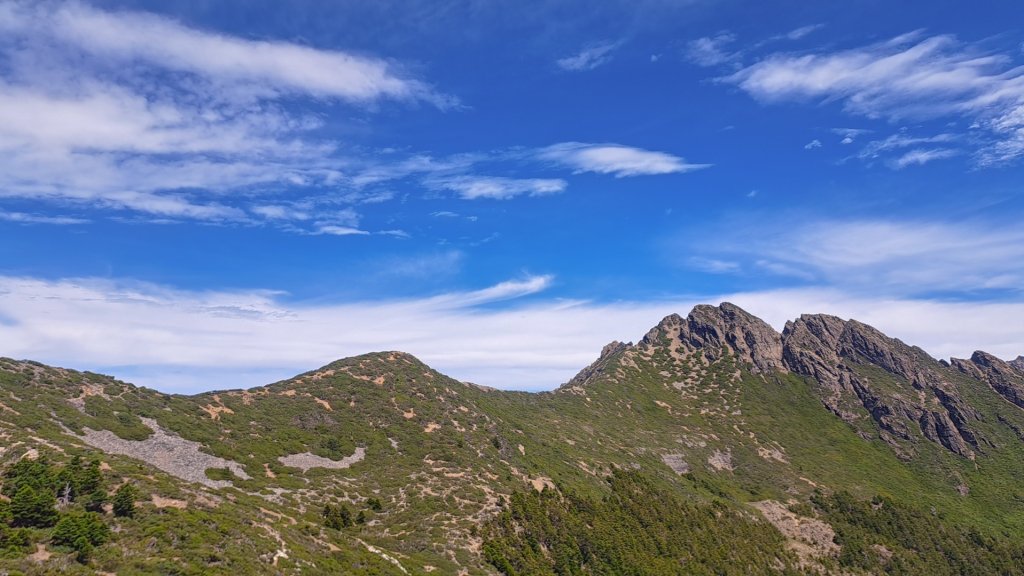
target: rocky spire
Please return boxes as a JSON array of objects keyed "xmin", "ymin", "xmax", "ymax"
[{"xmin": 641, "ymin": 303, "xmax": 785, "ymax": 374}]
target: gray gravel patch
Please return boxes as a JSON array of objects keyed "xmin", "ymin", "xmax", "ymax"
[
  {"xmin": 76, "ymin": 417, "xmax": 250, "ymax": 488},
  {"xmin": 278, "ymin": 447, "xmax": 366, "ymax": 473}
]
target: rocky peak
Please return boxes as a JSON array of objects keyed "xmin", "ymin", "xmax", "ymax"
[
  {"xmin": 951, "ymin": 351, "xmax": 1024, "ymax": 411},
  {"xmin": 781, "ymin": 314, "xmax": 847, "ymax": 390},
  {"xmin": 641, "ymin": 303, "xmax": 785, "ymax": 374},
  {"xmin": 1010, "ymin": 356, "xmax": 1024, "ymax": 373}
]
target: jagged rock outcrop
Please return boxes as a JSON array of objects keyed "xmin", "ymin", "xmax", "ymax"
[
  {"xmin": 641, "ymin": 303, "xmax": 786, "ymax": 374},
  {"xmin": 951, "ymin": 351, "xmax": 1024, "ymax": 410},
  {"xmin": 562, "ymin": 341, "xmax": 631, "ymax": 389},
  {"xmin": 782, "ymin": 314, "xmax": 980, "ymax": 459},
  {"xmin": 1010, "ymin": 356, "xmax": 1024, "ymax": 373},
  {"xmin": 571, "ymin": 303, "xmax": 993, "ymax": 459}
]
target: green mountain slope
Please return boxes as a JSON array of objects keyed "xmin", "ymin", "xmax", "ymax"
[{"xmin": 2, "ymin": 303, "xmax": 1024, "ymax": 574}]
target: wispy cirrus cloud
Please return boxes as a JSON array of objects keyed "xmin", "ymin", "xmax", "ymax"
[
  {"xmin": 0, "ymin": 210, "xmax": 88, "ymax": 225},
  {"xmin": 854, "ymin": 131, "xmax": 959, "ymax": 168},
  {"xmin": 556, "ymin": 41, "xmax": 621, "ymax": 71},
  {"xmin": 781, "ymin": 24, "xmax": 823, "ymax": 41},
  {"xmin": 427, "ymin": 175, "xmax": 567, "ymax": 200},
  {"xmin": 691, "ymin": 218, "xmax": 1024, "ymax": 296},
  {"xmin": 538, "ymin": 142, "xmax": 710, "ymax": 177},
  {"xmin": 685, "ymin": 33, "xmax": 739, "ymax": 67},
  {"xmin": 725, "ymin": 32, "xmax": 1024, "ymax": 166},
  {"xmin": 890, "ymin": 148, "xmax": 959, "ymax": 169}
]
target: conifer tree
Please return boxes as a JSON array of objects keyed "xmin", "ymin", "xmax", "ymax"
[
  {"xmin": 10, "ymin": 484, "xmax": 58, "ymax": 528},
  {"xmin": 112, "ymin": 483, "xmax": 138, "ymax": 518}
]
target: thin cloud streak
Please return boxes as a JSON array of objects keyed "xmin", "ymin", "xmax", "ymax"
[
  {"xmin": 538, "ymin": 142, "xmax": 710, "ymax": 177},
  {"xmin": 557, "ymin": 41, "xmax": 622, "ymax": 71},
  {"xmin": 427, "ymin": 175, "xmax": 568, "ymax": 200}
]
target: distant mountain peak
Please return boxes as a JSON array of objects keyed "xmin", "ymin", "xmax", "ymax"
[{"xmin": 952, "ymin": 351, "xmax": 1024, "ymax": 411}]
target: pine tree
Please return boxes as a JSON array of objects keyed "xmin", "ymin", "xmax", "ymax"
[
  {"xmin": 77, "ymin": 459, "xmax": 103, "ymax": 495},
  {"xmin": 112, "ymin": 483, "xmax": 138, "ymax": 518},
  {"xmin": 10, "ymin": 484, "xmax": 58, "ymax": 528},
  {"xmin": 322, "ymin": 504, "xmax": 353, "ymax": 530},
  {"xmin": 85, "ymin": 488, "xmax": 108, "ymax": 513}
]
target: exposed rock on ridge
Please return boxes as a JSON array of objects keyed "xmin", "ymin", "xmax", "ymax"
[
  {"xmin": 783, "ymin": 314, "xmax": 980, "ymax": 459},
  {"xmin": 563, "ymin": 302, "xmax": 1010, "ymax": 460},
  {"xmin": 640, "ymin": 303, "xmax": 786, "ymax": 374},
  {"xmin": 1010, "ymin": 356, "xmax": 1024, "ymax": 373},
  {"xmin": 951, "ymin": 351, "xmax": 1024, "ymax": 411}
]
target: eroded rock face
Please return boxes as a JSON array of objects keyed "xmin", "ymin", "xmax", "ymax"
[
  {"xmin": 952, "ymin": 351, "xmax": 1024, "ymax": 410},
  {"xmin": 782, "ymin": 314, "xmax": 980, "ymax": 459},
  {"xmin": 1008, "ymin": 355, "xmax": 1024, "ymax": 374},
  {"xmin": 611, "ymin": 303, "xmax": 988, "ymax": 459},
  {"xmin": 641, "ymin": 303, "xmax": 785, "ymax": 374}
]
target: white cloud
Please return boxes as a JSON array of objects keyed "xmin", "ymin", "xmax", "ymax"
[
  {"xmin": 804, "ymin": 139, "xmax": 822, "ymax": 149},
  {"xmin": 891, "ymin": 148, "xmax": 958, "ymax": 169},
  {"xmin": 315, "ymin": 225, "xmax": 370, "ymax": 236},
  {"xmin": 0, "ymin": 210, "xmax": 87, "ymax": 225},
  {"xmin": 699, "ymin": 218, "xmax": 1024, "ymax": 295},
  {"xmin": 685, "ymin": 33, "xmax": 738, "ymax": 67},
  {"xmin": 832, "ymin": 127, "xmax": 871, "ymax": 144},
  {"xmin": 858, "ymin": 132, "xmax": 957, "ymax": 158},
  {"xmin": 784, "ymin": 24, "xmax": 823, "ymax": 41},
  {"xmin": 428, "ymin": 176, "xmax": 567, "ymax": 200},
  {"xmin": 726, "ymin": 32, "xmax": 1024, "ymax": 166},
  {"xmin": 3, "ymin": 275, "xmax": 1024, "ymax": 393},
  {"xmin": 99, "ymin": 191, "xmax": 245, "ymax": 220},
  {"xmin": 538, "ymin": 142, "xmax": 710, "ymax": 177},
  {"xmin": 2, "ymin": 0, "xmax": 447, "ymax": 106},
  {"xmin": 0, "ymin": 0, "xmax": 450, "ymax": 226},
  {"xmin": 250, "ymin": 205, "xmax": 311, "ymax": 221},
  {"xmin": 557, "ymin": 41, "xmax": 621, "ymax": 71},
  {"xmin": 688, "ymin": 257, "xmax": 741, "ymax": 273}
]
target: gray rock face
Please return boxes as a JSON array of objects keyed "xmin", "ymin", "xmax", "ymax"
[
  {"xmin": 642, "ymin": 303, "xmax": 786, "ymax": 374},
  {"xmin": 616, "ymin": 303, "xmax": 999, "ymax": 459},
  {"xmin": 1010, "ymin": 356, "xmax": 1024, "ymax": 373},
  {"xmin": 782, "ymin": 314, "xmax": 980, "ymax": 459},
  {"xmin": 952, "ymin": 351, "xmax": 1024, "ymax": 411}
]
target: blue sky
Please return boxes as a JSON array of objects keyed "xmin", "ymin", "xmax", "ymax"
[{"xmin": 2, "ymin": 0, "xmax": 1024, "ymax": 392}]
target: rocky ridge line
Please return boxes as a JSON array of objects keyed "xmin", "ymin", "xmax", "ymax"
[{"xmin": 572, "ymin": 303, "xmax": 1021, "ymax": 459}]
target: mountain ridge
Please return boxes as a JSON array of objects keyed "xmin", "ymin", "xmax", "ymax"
[{"xmin": 3, "ymin": 303, "xmax": 1024, "ymax": 574}]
